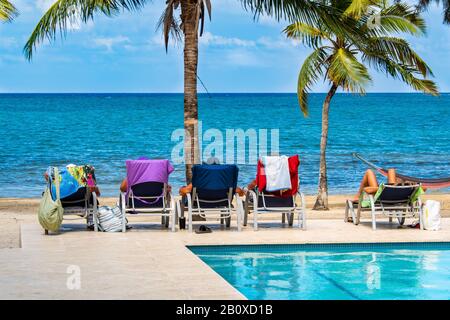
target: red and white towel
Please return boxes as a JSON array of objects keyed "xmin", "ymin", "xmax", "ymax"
[{"xmin": 262, "ymin": 156, "xmax": 291, "ymax": 192}]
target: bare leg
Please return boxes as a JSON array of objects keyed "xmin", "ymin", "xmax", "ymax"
[
  {"xmin": 387, "ymin": 168, "xmax": 397, "ymax": 184},
  {"xmin": 354, "ymin": 169, "xmax": 379, "ymax": 200}
]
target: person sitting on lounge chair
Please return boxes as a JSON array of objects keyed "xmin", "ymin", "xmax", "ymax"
[
  {"xmin": 120, "ymin": 158, "xmax": 176, "ymax": 232},
  {"xmin": 44, "ymin": 164, "xmax": 101, "ymax": 198},
  {"xmin": 353, "ymin": 168, "xmax": 397, "ymax": 201},
  {"xmin": 43, "ymin": 164, "xmax": 101, "ymax": 232},
  {"xmin": 353, "ymin": 168, "xmax": 426, "ymax": 201},
  {"xmin": 120, "ymin": 156, "xmax": 172, "ymax": 193},
  {"xmin": 244, "ymin": 155, "xmax": 299, "ymax": 197},
  {"xmin": 179, "ymin": 157, "xmax": 244, "ymax": 196}
]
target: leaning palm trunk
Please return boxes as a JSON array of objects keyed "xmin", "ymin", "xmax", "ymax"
[
  {"xmin": 314, "ymin": 84, "xmax": 337, "ymax": 210},
  {"xmin": 182, "ymin": 0, "xmax": 200, "ymax": 184}
]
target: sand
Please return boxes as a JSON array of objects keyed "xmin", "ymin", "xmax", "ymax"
[{"xmin": 1, "ymin": 193, "xmax": 449, "ymax": 249}]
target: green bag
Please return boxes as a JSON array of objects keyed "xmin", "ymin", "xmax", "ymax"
[{"xmin": 38, "ymin": 167, "xmax": 64, "ymax": 232}]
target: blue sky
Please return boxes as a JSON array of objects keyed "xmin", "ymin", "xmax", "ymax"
[{"xmin": 0, "ymin": 0, "xmax": 449, "ymax": 93}]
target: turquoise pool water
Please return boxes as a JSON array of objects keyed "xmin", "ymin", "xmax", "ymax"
[{"xmin": 189, "ymin": 243, "xmax": 450, "ymax": 300}]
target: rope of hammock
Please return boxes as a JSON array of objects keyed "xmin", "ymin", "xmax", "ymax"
[{"xmin": 352, "ymin": 153, "xmax": 450, "ymax": 189}]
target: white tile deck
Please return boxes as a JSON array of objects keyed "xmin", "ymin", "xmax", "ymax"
[{"xmin": 1, "ymin": 216, "xmax": 450, "ymax": 299}]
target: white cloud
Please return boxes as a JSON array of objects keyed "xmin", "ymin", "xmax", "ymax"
[
  {"xmin": 224, "ymin": 49, "xmax": 262, "ymax": 67},
  {"xmin": 92, "ymin": 36, "xmax": 130, "ymax": 52},
  {"xmin": 199, "ymin": 32, "xmax": 300, "ymax": 51},
  {"xmin": 257, "ymin": 36, "xmax": 300, "ymax": 49},
  {"xmin": 200, "ymin": 32, "xmax": 256, "ymax": 47},
  {"xmin": 0, "ymin": 37, "xmax": 18, "ymax": 49},
  {"xmin": 150, "ymin": 34, "xmax": 165, "ymax": 47}
]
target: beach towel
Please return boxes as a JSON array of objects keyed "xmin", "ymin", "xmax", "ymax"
[
  {"xmin": 49, "ymin": 165, "xmax": 96, "ymax": 200},
  {"xmin": 125, "ymin": 159, "xmax": 174, "ymax": 199},
  {"xmin": 192, "ymin": 164, "xmax": 238, "ymax": 191},
  {"xmin": 256, "ymin": 155, "xmax": 300, "ymax": 197},
  {"xmin": 261, "ymin": 156, "xmax": 291, "ymax": 192}
]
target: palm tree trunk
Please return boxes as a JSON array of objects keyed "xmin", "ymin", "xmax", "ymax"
[
  {"xmin": 313, "ymin": 84, "xmax": 338, "ymax": 210},
  {"xmin": 181, "ymin": 0, "xmax": 200, "ymax": 184}
]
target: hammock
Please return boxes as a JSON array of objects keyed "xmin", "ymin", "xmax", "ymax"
[{"xmin": 352, "ymin": 153, "xmax": 450, "ymax": 189}]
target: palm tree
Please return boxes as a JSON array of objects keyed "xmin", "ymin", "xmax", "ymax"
[
  {"xmin": 0, "ymin": 0, "xmax": 17, "ymax": 21},
  {"xmin": 284, "ymin": 0, "xmax": 438, "ymax": 210},
  {"xmin": 23, "ymin": 0, "xmax": 353, "ymax": 184},
  {"xmin": 416, "ymin": 0, "xmax": 450, "ymax": 24}
]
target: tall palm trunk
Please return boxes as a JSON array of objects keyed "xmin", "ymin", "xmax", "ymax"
[
  {"xmin": 181, "ymin": 0, "xmax": 200, "ymax": 184},
  {"xmin": 313, "ymin": 84, "xmax": 338, "ymax": 210}
]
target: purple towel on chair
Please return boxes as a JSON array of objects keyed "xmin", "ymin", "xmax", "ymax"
[{"xmin": 125, "ymin": 159, "xmax": 174, "ymax": 199}]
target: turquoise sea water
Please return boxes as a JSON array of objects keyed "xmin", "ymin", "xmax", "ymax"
[
  {"xmin": 190, "ymin": 243, "xmax": 450, "ymax": 300},
  {"xmin": 0, "ymin": 93, "xmax": 449, "ymax": 197}
]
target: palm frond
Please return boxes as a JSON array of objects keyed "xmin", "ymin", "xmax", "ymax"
[
  {"xmin": 0, "ymin": 0, "xmax": 18, "ymax": 22},
  {"xmin": 283, "ymin": 22, "xmax": 329, "ymax": 48},
  {"xmin": 157, "ymin": 0, "xmax": 182, "ymax": 51},
  {"xmin": 240, "ymin": 0, "xmax": 359, "ymax": 38},
  {"xmin": 204, "ymin": 0, "xmax": 212, "ymax": 20},
  {"xmin": 442, "ymin": 0, "xmax": 450, "ymax": 23},
  {"xmin": 240, "ymin": 0, "xmax": 318, "ymax": 22},
  {"xmin": 198, "ymin": 0, "xmax": 212, "ymax": 36},
  {"xmin": 362, "ymin": 36, "xmax": 433, "ymax": 77},
  {"xmin": 344, "ymin": 0, "xmax": 380, "ymax": 19},
  {"xmin": 239, "ymin": 0, "xmax": 364, "ymax": 55},
  {"xmin": 360, "ymin": 46, "xmax": 438, "ymax": 95},
  {"xmin": 296, "ymin": 47, "xmax": 329, "ymax": 116},
  {"xmin": 388, "ymin": 61, "xmax": 438, "ymax": 95},
  {"xmin": 378, "ymin": 2, "xmax": 426, "ymax": 34},
  {"xmin": 327, "ymin": 47, "xmax": 371, "ymax": 93},
  {"xmin": 417, "ymin": 0, "xmax": 450, "ymax": 24},
  {"xmin": 24, "ymin": 0, "xmax": 148, "ymax": 60}
]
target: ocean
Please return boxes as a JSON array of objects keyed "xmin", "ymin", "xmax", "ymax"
[{"xmin": 0, "ymin": 93, "xmax": 449, "ymax": 198}]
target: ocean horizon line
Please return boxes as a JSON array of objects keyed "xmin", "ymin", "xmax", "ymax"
[{"xmin": 1, "ymin": 92, "xmax": 449, "ymax": 95}]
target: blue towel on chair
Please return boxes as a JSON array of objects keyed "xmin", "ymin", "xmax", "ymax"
[{"xmin": 192, "ymin": 164, "xmax": 238, "ymax": 191}]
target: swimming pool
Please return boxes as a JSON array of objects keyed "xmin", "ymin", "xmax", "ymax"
[{"xmin": 189, "ymin": 243, "xmax": 450, "ymax": 300}]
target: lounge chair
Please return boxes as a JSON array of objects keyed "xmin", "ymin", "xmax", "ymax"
[
  {"xmin": 44, "ymin": 166, "xmax": 99, "ymax": 234},
  {"xmin": 61, "ymin": 186, "xmax": 99, "ymax": 231},
  {"xmin": 119, "ymin": 159, "xmax": 176, "ymax": 232},
  {"xmin": 345, "ymin": 184, "xmax": 424, "ymax": 230},
  {"xmin": 181, "ymin": 164, "xmax": 243, "ymax": 232},
  {"xmin": 243, "ymin": 155, "xmax": 306, "ymax": 230}
]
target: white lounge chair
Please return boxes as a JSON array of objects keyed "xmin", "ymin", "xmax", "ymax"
[
  {"xmin": 345, "ymin": 184, "xmax": 423, "ymax": 230},
  {"xmin": 181, "ymin": 164, "xmax": 243, "ymax": 232}
]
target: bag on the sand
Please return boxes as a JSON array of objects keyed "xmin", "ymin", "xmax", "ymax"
[
  {"xmin": 38, "ymin": 167, "xmax": 64, "ymax": 232},
  {"xmin": 96, "ymin": 205, "xmax": 124, "ymax": 232},
  {"xmin": 423, "ymin": 200, "xmax": 441, "ymax": 231}
]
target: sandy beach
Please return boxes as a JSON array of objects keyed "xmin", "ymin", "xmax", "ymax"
[{"xmin": 2, "ymin": 193, "xmax": 450, "ymax": 249}]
